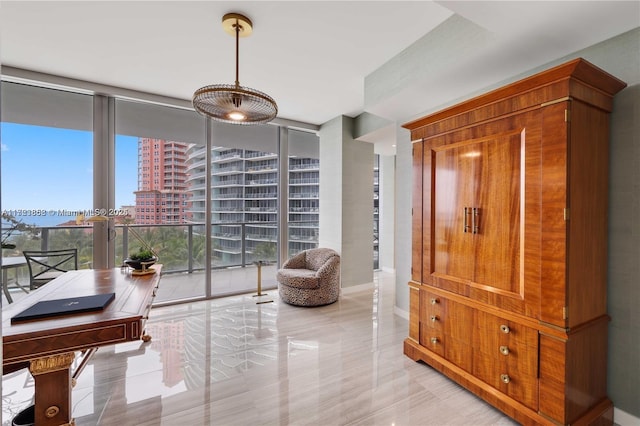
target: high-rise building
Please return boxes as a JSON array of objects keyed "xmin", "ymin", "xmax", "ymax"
[
  {"xmin": 185, "ymin": 146, "xmax": 320, "ymax": 266},
  {"xmin": 135, "ymin": 138, "xmax": 192, "ymax": 224}
]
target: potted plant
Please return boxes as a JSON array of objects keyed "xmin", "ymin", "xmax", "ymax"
[{"xmin": 124, "ymin": 248, "xmax": 157, "ymax": 271}]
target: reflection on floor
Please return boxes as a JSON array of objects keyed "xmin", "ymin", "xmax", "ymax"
[{"xmin": 2, "ymin": 272, "xmax": 518, "ymax": 425}]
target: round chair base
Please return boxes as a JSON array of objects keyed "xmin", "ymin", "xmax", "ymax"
[{"xmin": 278, "ymin": 285, "xmax": 338, "ymax": 307}]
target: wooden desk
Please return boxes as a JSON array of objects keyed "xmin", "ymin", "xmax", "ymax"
[{"xmin": 2, "ymin": 265, "xmax": 162, "ymax": 426}]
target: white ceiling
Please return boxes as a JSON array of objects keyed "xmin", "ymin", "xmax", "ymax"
[{"xmin": 1, "ymin": 1, "xmax": 639, "ymax": 152}]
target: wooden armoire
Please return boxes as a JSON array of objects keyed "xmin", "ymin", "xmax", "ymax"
[{"xmin": 403, "ymin": 58, "xmax": 626, "ymax": 426}]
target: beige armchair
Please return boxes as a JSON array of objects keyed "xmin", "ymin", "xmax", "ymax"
[{"xmin": 276, "ymin": 248, "xmax": 340, "ymax": 306}]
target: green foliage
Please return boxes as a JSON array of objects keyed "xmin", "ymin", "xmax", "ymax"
[
  {"xmin": 128, "ymin": 248, "xmax": 155, "ymax": 261},
  {"xmin": 252, "ymin": 242, "xmax": 276, "ymax": 261},
  {"xmin": 1, "ymin": 213, "xmax": 39, "ymax": 249}
]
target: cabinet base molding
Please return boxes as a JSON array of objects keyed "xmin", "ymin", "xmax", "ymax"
[{"xmin": 404, "ymin": 338, "xmax": 613, "ymax": 426}]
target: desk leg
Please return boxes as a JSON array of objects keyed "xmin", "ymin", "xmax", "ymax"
[{"xmin": 29, "ymin": 352, "xmax": 75, "ymax": 426}]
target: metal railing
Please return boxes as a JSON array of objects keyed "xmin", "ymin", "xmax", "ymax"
[{"xmin": 1, "ymin": 221, "xmax": 319, "ymax": 274}]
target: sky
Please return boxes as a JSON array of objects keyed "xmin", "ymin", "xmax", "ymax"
[{"xmin": 1, "ymin": 122, "xmax": 138, "ymax": 226}]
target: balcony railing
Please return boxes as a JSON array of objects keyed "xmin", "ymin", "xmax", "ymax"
[
  {"xmin": 289, "ymin": 177, "xmax": 320, "ymax": 184},
  {"xmin": 1, "ymin": 220, "xmax": 320, "ymax": 303}
]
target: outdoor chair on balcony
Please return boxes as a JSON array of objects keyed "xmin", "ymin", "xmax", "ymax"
[
  {"xmin": 23, "ymin": 248, "xmax": 78, "ymax": 290},
  {"xmin": 276, "ymin": 248, "xmax": 340, "ymax": 307}
]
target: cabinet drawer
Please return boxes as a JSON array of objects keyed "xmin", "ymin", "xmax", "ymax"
[
  {"xmin": 473, "ymin": 311, "xmax": 539, "ymax": 409},
  {"xmin": 419, "ymin": 326, "xmax": 445, "ymax": 356},
  {"xmin": 419, "ymin": 290, "xmax": 446, "ymax": 356},
  {"xmin": 474, "ymin": 311, "xmax": 538, "ymax": 353},
  {"xmin": 473, "ymin": 350, "xmax": 538, "ymax": 410},
  {"xmin": 420, "ymin": 291, "xmax": 445, "ymax": 317}
]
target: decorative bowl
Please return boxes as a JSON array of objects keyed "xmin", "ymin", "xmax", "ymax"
[{"xmin": 124, "ymin": 257, "xmax": 157, "ymax": 271}]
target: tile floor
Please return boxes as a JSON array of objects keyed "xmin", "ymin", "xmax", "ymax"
[{"xmin": 2, "ymin": 272, "xmax": 519, "ymax": 425}]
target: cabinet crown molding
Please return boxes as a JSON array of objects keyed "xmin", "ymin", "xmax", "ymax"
[{"xmin": 403, "ymin": 57, "xmax": 627, "ymax": 133}]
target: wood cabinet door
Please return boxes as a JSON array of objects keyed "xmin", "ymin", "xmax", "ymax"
[
  {"xmin": 423, "ymin": 112, "xmax": 542, "ymax": 316},
  {"xmin": 540, "ymin": 100, "xmax": 610, "ymax": 328}
]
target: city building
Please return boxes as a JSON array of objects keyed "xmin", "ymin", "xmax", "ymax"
[
  {"xmin": 135, "ymin": 138, "xmax": 192, "ymax": 225},
  {"xmin": 186, "ymin": 145, "xmax": 320, "ymax": 266}
]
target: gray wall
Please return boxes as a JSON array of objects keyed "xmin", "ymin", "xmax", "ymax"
[
  {"xmin": 394, "ymin": 28, "xmax": 640, "ymax": 416},
  {"xmin": 319, "ymin": 116, "xmax": 374, "ymax": 287}
]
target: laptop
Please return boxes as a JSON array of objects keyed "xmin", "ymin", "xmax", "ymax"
[{"xmin": 11, "ymin": 293, "xmax": 116, "ymax": 323}]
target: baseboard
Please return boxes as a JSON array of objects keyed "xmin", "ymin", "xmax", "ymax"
[
  {"xmin": 615, "ymin": 407, "xmax": 640, "ymax": 426},
  {"xmin": 394, "ymin": 306, "xmax": 409, "ymax": 320},
  {"xmin": 340, "ymin": 282, "xmax": 374, "ymax": 294}
]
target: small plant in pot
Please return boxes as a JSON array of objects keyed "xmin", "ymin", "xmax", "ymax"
[{"xmin": 124, "ymin": 248, "xmax": 157, "ymax": 271}]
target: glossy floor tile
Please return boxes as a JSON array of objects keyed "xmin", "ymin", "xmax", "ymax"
[{"xmin": 2, "ymin": 272, "xmax": 518, "ymax": 425}]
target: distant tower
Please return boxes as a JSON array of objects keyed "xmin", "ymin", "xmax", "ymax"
[
  {"xmin": 135, "ymin": 138, "xmax": 192, "ymax": 224},
  {"xmin": 185, "ymin": 145, "xmax": 320, "ymax": 264}
]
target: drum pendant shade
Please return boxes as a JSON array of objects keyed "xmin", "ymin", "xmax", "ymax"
[{"xmin": 192, "ymin": 13, "xmax": 277, "ymax": 125}]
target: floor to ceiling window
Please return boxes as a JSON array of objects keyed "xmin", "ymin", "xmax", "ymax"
[
  {"xmin": 205, "ymin": 123, "xmax": 280, "ymax": 297},
  {"xmin": 0, "ymin": 76, "xmax": 326, "ymax": 306},
  {"xmin": 115, "ymin": 99, "xmax": 205, "ymax": 302},
  {"xmin": 288, "ymin": 129, "xmax": 320, "ymax": 257},
  {"xmin": 1, "ymin": 82, "xmax": 94, "ymax": 305}
]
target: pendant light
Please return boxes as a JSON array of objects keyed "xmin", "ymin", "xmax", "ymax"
[{"xmin": 192, "ymin": 13, "xmax": 278, "ymax": 125}]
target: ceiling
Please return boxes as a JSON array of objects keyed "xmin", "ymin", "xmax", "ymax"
[{"xmin": 1, "ymin": 1, "xmax": 638, "ymax": 153}]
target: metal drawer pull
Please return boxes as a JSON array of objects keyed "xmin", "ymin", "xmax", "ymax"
[
  {"xmin": 464, "ymin": 207, "xmax": 470, "ymax": 233},
  {"xmin": 500, "ymin": 374, "xmax": 511, "ymax": 384},
  {"xmin": 500, "ymin": 324, "xmax": 510, "ymax": 334},
  {"xmin": 472, "ymin": 207, "xmax": 480, "ymax": 234},
  {"xmin": 430, "ymin": 298, "xmax": 439, "ymax": 305},
  {"xmin": 499, "ymin": 346, "xmax": 510, "ymax": 356},
  {"xmin": 430, "ymin": 315, "xmax": 438, "ymax": 322},
  {"xmin": 430, "ymin": 337, "xmax": 439, "ymax": 344}
]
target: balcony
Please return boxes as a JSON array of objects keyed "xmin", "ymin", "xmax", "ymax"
[
  {"xmin": 246, "ymin": 179, "xmax": 277, "ymax": 186},
  {"xmin": 212, "ymin": 166, "xmax": 244, "ymax": 175},
  {"xmin": 289, "ymin": 163, "xmax": 319, "ymax": 171},
  {"xmin": 289, "ymin": 192, "xmax": 319, "ymax": 199},
  {"xmin": 214, "ymin": 192, "xmax": 244, "ymax": 199},
  {"xmin": 212, "ymin": 152, "xmax": 242, "ymax": 162},
  {"xmin": 245, "ymin": 164, "xmax": 277, "ymax": 173},
  {"xmin": 244, "ymin": 192, "xmax": 277, "ymax": 199},
  {"xmin": 289, "ymin": 177, "xmax": 319, "ymax": 185},
  {"xmin": 245, "ymin": 151, "xmax": 277, "ymax": 159},
  {"xmin": 1, "ymin": 221, "xmax": 290, "ymax": 305},
  {"xmin": 215, "ymin": 180, "xmax": 243, "ymax": 187}
]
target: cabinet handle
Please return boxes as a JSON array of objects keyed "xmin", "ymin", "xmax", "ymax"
[
  {"xmin": 500, "ymin": 324, "xmax": 510, "ymax": 334},
  {"xmin": 430, "ymin": 315, "xmax": 438, "ymax": 322},
  {"xmin": 430, "ymin": 337, "xmax": 439, "ymax": 344},
  {"xmin": 499, "ymin": 346, "xmax": 510, "ymax": 356},
  {"xmin": 500, "ymin": 374, "xmax": 511, "ymax": 384},
  {"xmin": 463, "ymin": 207, "xmax": 471, "ymax": 233},
  {"xmin": 430, "ymin": 298, "xmax": 439, "ymax": 305},
  {"xmin": 472, "ymin": 207, "xmax": 480, "ymax": 234}
]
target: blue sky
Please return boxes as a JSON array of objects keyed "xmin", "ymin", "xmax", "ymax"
[{"xmin": 1, "ymin": 123, "xmax": 138, "ymax": 224}]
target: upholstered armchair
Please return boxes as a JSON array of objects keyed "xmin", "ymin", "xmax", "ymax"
[{"xmin": 276, "ymin": 248, "xmax": 340, "ymax": 306}]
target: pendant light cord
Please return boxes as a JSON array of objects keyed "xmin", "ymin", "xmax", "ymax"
[{"xmin": 235, "ymin": 22, "xmax": 240, "ymax": 88}]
